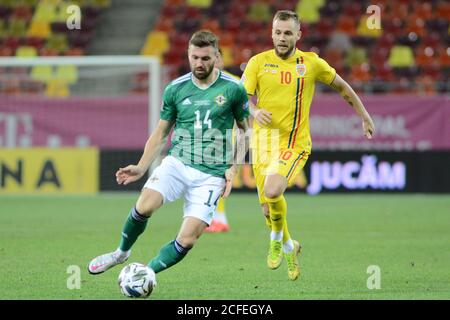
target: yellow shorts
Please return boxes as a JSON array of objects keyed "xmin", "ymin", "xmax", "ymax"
[{"xmin": 252, "ymin": 148, "xmax": 309, "ymax": 204}]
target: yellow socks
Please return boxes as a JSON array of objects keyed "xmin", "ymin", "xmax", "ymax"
[{"xmin": 266, "ymin": 195, "xmax": 288, "ymax": 236}]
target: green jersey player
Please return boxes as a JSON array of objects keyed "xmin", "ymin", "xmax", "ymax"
[{"xmin": 88, "ymin": 30, "xmax": 250, "ymax": 280}]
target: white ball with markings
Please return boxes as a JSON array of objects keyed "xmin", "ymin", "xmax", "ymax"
[{"xmin": 118, "ymin": 263, "xmax": 156, "ymax": 298}]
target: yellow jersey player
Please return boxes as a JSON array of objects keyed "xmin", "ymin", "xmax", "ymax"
[{"xmin": 242, "ymin": 10, "xmax": 375, "ymax": 280}]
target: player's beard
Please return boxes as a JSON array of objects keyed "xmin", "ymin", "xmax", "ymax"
[
  {"xmin": 193, "ymin": 64, "xmax": 214, "ymax": 80},
  {"xmin": 275, "ymin": 43, "xmax": 295, "ymax": 59}
]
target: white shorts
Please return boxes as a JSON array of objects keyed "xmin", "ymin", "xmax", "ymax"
[{"xmin": 143, "ymin": 156, "xmax": 225, "ymax": 225}]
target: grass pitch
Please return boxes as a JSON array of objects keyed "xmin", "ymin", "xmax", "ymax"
[{"xmin": 0, "ymin": 193, "xmax": 449, "ymax": 300}]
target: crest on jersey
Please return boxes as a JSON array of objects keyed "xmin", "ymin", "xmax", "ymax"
[
  {"xmin": 296, "ymin": 64, "xmax": 306, "ymax": 77},
  {"xmin": 215, "ymin": 94, "xmax": 227, "ymax": 106}
]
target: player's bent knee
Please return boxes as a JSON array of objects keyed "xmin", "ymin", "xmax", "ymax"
[
  {"xmin": 264, "ymin": 188, "xmax": 283, "ymax": 200},
  {"xmin": 135, "ymin": 188, "xmax": 164, "ymax": 217}
]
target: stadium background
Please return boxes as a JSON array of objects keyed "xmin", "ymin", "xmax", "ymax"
[{"xmin": 0, "ymin": 0, "xmax": 449, "ymax": 300}]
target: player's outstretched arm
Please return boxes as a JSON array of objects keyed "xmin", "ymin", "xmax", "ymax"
[
  {"xmin": 223, "ymin": 118, "xmax": 251, "ymax": 198},
  {"xmin": 329, "ymin": 74, "xmax": 375, "ymax": 139},
  {"xmin": 116, "ymin": 119, "xmax": 174, "ymax": 185}
]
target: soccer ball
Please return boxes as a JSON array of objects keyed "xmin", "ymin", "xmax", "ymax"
[{"xmin": 118, "ymin": 263, "xmax": 157, "ymax": 298}]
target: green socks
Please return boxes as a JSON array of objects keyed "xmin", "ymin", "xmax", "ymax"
[
  {"xmin": 119, "ymin": 207, "xmax": 148, "ymax": 252},
  {"xmin": 148, "ymin": 240, "xmax": 191, "ymax": 273}
]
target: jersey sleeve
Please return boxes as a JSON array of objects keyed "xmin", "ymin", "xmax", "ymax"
[
  {"xmin": 232, "ymin": 84, "xmax": 250, "ymax": 121},
  {"xmin": 241, "ymin": 56, "xmax": 258, "ymax": 96},
  {"xmin": 160, "ymin": 84, "xmax": 177, "ymax": 121},
  {"xmin": 314, "ymin": 55, "xmax": 336, "ymax": 85}
]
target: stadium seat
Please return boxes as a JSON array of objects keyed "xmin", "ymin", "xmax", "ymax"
[
  {"xmin": 382, "ymin": 18, "xmax": 404, "ymax": 37},
  {"xmin": 0, "ymin": 46, "xmax": 13, "ymax": 56},
  {"xmin": 388, "ymin": 3, "xmax": 409, "ymax": 20},
  {"xmin": 45, "ymin": 79, "xmax": 70, "ymax": 97},
  {"xmin": 345, "ymin": 47, "xmax": 368, "ymax": 67},
  {"xmin": 64, "ymin": 47, "xmax": 85, "ymax": 56},
  {"xmin": 140, "ymin": 31, "xmax": 169, "ymax": 59},
  {"xmin": 0, "ymin": 0, "xmax": 16, "ymax": 7},
  {"xmin": 38, "ymin": 47, "xmax": 58, "ymax": 56},
  {"xmin": 200, "ymin": 19, "xmax": 220, "ymax": 34},
  {"xmin": 343, "ymin": 2, "xmax": 361, "ymax": 17},
  {"xmin": 388, "ymin": 45, "xmax": 415, "ymax": 68},
  {"xmin": 415, "ymin": 75, "xmax": 437, "ymax": 95},
  {"xmin": 0, "ymin": 19, "xmax": 7, "ymax": 38},
  {"xmin": 422, "ymin": 32, "xmax": 441, "ymax": 48},
  {"xmin": 154, "ymin": 17, "xmax": 174, "ymax": 32},
  {"xmin": 67, "ymin": 31, "xmax": 93, "ymax": 49},
  {"xmin": 15, "ymin": 45, "xmax": 37, "ymax": 57},
  {"xmin": 45, "ymin": 34, "xmax": 69, "ymax": 54},
  {"xmin": 318, "ymin": 0, "xmax": 340, "ymax": 17},
  {"xmin": 405, "ymin": 15, "xmax": 426, "ymax": 37},
  {"xmin": 438, "ymin": 47, "xmax": 450, "ymax": 67},
  {"xmin": 323, "ymin": 47, "xmax": 344, "ymax": 71},
  {"xmin": 248, "ymin": 1, "xmax": 271, "ymax": 22},
  {"xmin": 8, "ymin": 18, "xmax": 28, "ymax": 38},
  {"xmin": 11, "ymin": 5, "xmax": 33, "ymax": 21},
  {"xmin": 374, "ymin": 64, "xmax": 395, "ymax": 82},
  {"xmin": 220, "ymin": 46, "xmax": 234, "ymax": 67},
  {"xmin": 349, "ymin": 63, "xmax": 371, "ymax": 81},
  {"xmin": 90, "ymin": 0, "xmax": 112, "ymax": 8},
  {"xmin": 336, "ymin": 15, "xmax": 356, "ymax": 36},
  {"xmin": 316, "ymin": 19, "xmax": 333, "ymax": 37},
  {"xmin": 174, "ymin": 16, "xmax": 200, "ymax": 34},
  {"xmin": 55, "ymin": 64, "xmax": 78, "ymax": 84},
  {"xmin": 32, "ymin": 1, "xmax": 57, "ymax": 23},
  {"xmin": 356, "ymin": 16, "xmax": 382, "ymax": 38},
  {"xmin": 296, "ymin": 0, "xmax": 321, "ymax": 24},
  {"xmin": 24, "ymin": 36, "xmax": 45, "ymax": 50},
  {"xmin": 415, "ymin": 45, "xmax": 439, "ymax": 67},
  {"xmin": 420, "ymin": 65, "xmax": 441, "ymax": 80},
  {"xmin": 20, "ymin": 78, "xmax": 46, "ymax": 95},
  {"xmin": 163, "ymin": 49, "xmax": 185, "ymax": 67},
  {"xmin": 0, "ymin": 5, "xmax": 10, "ymax": 19},
  {"xmin": 27, "ymin": 20, "xmax": 52, "ymax": 38},
  {"xmin": 30, "ymin": 65, "xmax": 53, "ymax": 82},
  {"xmin": 3, "ymin": 36, "xmax": 21, "ymax": 52},
  {"xmin": 218, "ymin": 32, "xmax": 234, "ymax": 47},
  {"xmin": 22, "ymin": 0, "xmax": 40, "ymax": 6},
  {"xmin": 166, "ymin": 0, "xmax": 185, "ymax": 5},
  {"xmin": 187, "ymin": 0, "xmax": 212, "ymax": 9},
  {"xmin": 436, "ymin": 2, "xmax": 450, "ymax": 20}
]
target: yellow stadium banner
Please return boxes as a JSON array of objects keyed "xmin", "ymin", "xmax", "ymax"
[{"xmin": 0, "ymin": 148, "xmax": 99, "ymax": 194}]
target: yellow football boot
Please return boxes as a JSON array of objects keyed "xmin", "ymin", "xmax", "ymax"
[
  {"xmin": 267, "ymin": 240, "xmax": 283, "ymax": 269},
  {"xmin": 284, "ymin": 240, "xmax": 301, "ymax": 280}
]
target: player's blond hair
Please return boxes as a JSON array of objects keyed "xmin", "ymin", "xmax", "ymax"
[
  {"xmin": 189, "ymin": 30, "xmax": 219, "ymax": 51},
  {"xmin": 273, "ymin": 10, "xmax": 301, "ymax": 28}
]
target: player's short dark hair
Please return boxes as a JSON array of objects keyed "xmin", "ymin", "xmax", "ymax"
[
  {"xmin": 273, "ymin": 10, "xmax": 301, "ymax": 28},
  {"xmin": 189, "ymin": 30, "xmax": 219, "ymax": 50}
]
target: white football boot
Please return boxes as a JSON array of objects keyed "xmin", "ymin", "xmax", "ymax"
[{"xmin": 88, "ymin": 250, "xmax": 130, "ymax": 275}]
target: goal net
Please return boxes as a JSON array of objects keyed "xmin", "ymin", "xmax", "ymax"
[{"xmin": 0, "ymin": 56, "xmax": 163, "ymax": 194}]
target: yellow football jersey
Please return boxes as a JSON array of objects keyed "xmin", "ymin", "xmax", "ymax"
[{"xmin": 242, "ymin": 48, "xmax": 336, "ymax": 154}]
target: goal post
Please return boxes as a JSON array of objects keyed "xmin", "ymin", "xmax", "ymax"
[
  {"xmin": 0, "ymin": 55, "xmax": 163, "ymax": 194},
  {"xmin": 0, "ymin": 55, "xmax": 162, "ymax": 135}
]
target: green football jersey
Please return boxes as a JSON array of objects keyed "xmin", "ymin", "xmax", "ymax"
[{"xmin": 160, "ymin": 70, "xmax": 249, "ymax": 177}]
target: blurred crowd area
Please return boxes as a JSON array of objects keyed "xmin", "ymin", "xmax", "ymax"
[{"xmin": 0, "ymin": 0, "xmax": 449, "ymax": 96}]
